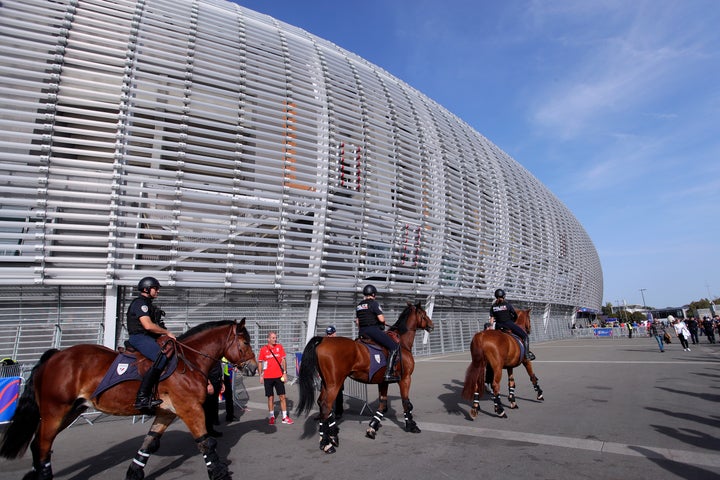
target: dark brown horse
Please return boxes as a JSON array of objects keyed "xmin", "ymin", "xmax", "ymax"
[
  {"xmin": 295, "ymin": 301, "xmax": 433, "ymax": 453},
  {"xmin": 0, "ymin": 319, "xmax": 255, "ymax": 480},
  {"xmin": 461, "ymin": 308, "xmax": 544, "ymax": 418}
]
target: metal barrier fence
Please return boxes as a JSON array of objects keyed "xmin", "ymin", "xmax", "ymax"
[
  {"xmin": 570, "ymin": 326, "xmax": 649, "ymax": 338},
  {"xmin": 343, "ymin": 378, "xmax": 370, "ymax": 416}
]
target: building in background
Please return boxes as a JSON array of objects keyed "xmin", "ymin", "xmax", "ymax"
[{"xmin": 0, "ymin": 0, "xmax": 602, "ymax": 365}]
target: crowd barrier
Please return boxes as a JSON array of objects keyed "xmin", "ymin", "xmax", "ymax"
[{"xmin": 571, "ymin": 326, "xmax": 649, "ymax": 338}]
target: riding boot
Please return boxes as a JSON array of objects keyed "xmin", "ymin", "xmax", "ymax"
[
  {"xmin": 524, "ymin": 338, "xmax": 536, "ymax": 361},
  {"xmin": 134, "ymin": 366, "xmax": 163, "ymax": 412},
  {"xmin": 384, "ymin": 346, "xmax": 400, "ymax": 382}
]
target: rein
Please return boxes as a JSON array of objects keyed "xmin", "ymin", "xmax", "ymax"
[{"xmin": 170, "ymin": 322, "xmax": 245, "ymax": 378}]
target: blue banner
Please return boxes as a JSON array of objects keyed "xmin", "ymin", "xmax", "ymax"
[
  {"xmin": 0, "ymin": 377, "xmax": 21, "ymax": 422},
  {"xmin": 594, "ymin": 328, "xmax": 613, "ymax": 337}
]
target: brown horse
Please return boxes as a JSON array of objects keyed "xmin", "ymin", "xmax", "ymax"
[
  {"xmin": 461, "ymin": 308, "xmax": 544, "ymax": 418},
  {"xmin": 0, "ymin": 319, "xmax": 255, "ymax": 480},
  {"xmin": 295, "ymin": 301, "xmax": 433, "ymax": 453}
]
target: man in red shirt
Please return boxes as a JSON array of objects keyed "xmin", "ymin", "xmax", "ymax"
[{"xmin": 257, "ymin": 331, "xmax": 293, "ymax": 425}]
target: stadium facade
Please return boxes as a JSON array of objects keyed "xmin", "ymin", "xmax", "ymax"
[{"xmin": 0, "ymin": 0, "xmax": 602, "ymax": 364}]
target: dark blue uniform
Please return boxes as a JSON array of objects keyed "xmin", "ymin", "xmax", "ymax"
[
  {"xmin": 356, "ymin": 298, "xmax": 397, "ymax": 351},
  {"xmin": 490, "ymin": 300, "xmax": 528, "ymax": 341},
  {"xmin": 127, "ymin": 296, "xmax": 167, "ymax": 369}
]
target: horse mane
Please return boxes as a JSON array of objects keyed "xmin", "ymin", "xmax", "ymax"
[
  {"xmin": 390, "ymin": 304, "xmax": 412, "ymax": 335},
  {"xmin": 516, "ymin": 308, "xmax": 532, "ymax": 333},
  {"xmin": 177, "ymin": 320, "xmax": 236, "ymax": 341}
]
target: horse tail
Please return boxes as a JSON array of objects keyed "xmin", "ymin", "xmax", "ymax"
[
  {"xmin": 295, "ymin": 336, "xmax": 323, "ymax": 417},
  {"xmin": 461, "ymin": 335, "xmax": 485, "ymax": 401},
  {"xmin": 0, "ymin": 348, "xmax": 59, "ymax": 459}
]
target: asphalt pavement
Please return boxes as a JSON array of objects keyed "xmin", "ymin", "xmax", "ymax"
[{"xmin": 1, "ymin": 335, "xmax": 718, "ymax": 480}]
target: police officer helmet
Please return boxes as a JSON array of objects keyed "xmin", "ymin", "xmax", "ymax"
[
  {"xmin": 363, "ymin": 284, "xmax": 378, "ymax": 296},
  {"xmin": 494, "ymin": 288, "xmax": 506, "ymax": 299},
  {"xmin": 138, "ymin": 276, "xmax": 161, "ymax": 293},
  {"xmin": 325, "ymin": 325, "xmax": 337, "ymax": 335}
]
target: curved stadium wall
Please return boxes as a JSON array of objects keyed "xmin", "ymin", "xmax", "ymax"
[{"xmin": 0, "ymin": 0, "xmax": 602, "ymax": 363}]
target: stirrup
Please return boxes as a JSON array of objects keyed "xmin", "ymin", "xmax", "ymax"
[
  {"xmin": 134, "ymin": 397, "xmax": 162, "ymax": 411},
  {"xmin": 383, "ymin": 373, "xmax": 400, "ymax": 383},
  {"xmin": 526, "ymin": 351, "xmax": 536, "ymax": 361}
]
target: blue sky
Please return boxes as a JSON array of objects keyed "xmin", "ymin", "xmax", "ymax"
[{"xmin": 238, "ymin": 0, "xmax": 720, "ymax": 309}]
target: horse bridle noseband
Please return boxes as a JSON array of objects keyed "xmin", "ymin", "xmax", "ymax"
[{"xmin": 170, "ymin": 320, "xmax": 251, "ymax": 377}]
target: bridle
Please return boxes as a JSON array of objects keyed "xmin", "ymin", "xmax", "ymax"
[
  {"xmin": 405, "ymin": 304, "xmax": 434, "ymax": 333},
  {"xmin": 171, "ymin": 320, "xmax": 252, "ymax": 376}
]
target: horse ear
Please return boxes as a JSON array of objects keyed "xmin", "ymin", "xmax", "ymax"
[
  {"xmin": 237, "ymin": 317, "xmax": 246, "ymax": 329},
  {"xmin": 415, "ymin": 301, "xmax": 422, "ymax": 309}
]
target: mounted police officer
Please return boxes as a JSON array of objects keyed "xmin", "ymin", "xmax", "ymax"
[
  {"xmin": 355, "ymin": 284, "xmax": 400, "ymax": 382},
  {"xmin": 126, "ymin": 276, "xmax": 176, "ymax": 412},
  {"xmin": 490, "ymin": 288, "xmax": 535, "ymax": 361}
]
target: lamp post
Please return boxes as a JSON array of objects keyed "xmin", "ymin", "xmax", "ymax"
[{"xmin": 639, "ymin": 288, "xmax": 647, "ymax": 308}]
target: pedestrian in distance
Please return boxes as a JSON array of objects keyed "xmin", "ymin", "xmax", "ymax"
[
  {"xmin": 669, "ymin": 315, "xmax": 691, "ymax": 351},
  {"xmin": 649, "ymin": 320, "xmax": 666, "ymax": 352},
  {"xmin": 702, "ymin": 316, "xmax": 716, "ymax": 344},
  {"xmin": 686, "ymin": 317, "xmax": 699, "ymax": 345},
  {"xmin": 257, "ymin": 331, "xmax": 294, "ymax": 425}
]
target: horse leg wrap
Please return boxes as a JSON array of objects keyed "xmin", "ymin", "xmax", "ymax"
[
  {"xmin": 125, "ymin": 458, "xmax": 146, "ymax": 480},
  {"xmin": 493, "ymin": 394, "xmax": 505, "ymax": 417},
  {"xmin": 195, "ymin": 435, "xmax": 218, "ymax": 454},
  {"xmin": 534, "ymin": 382, "xmax": 544, "ymax": 398},
  {"xmin": 404, "ymin": 411, "xmax": 420, "ymax": 433},
  {"xmin": 508, "ymin": 386, "xmax": 516, "ymax": 404},
  {"xmin": 366, "ymin": 410, "xmax": 384, "ymax": 439},
  {"xmin": 318, "ymin": 419, "xmax": 337, "ymax": 453},
  {"xmin": 472, "ymin": 392, "xmax": 480, "ymax": 409},
  {"xmin": 368, "ymin": 410, "xmax": 384, "ymax": 431},
  {"xmin": 401, "ymin": 398, "xmax": 420, "ymax": 433},
  {"xmin": 132, "ymin": 449, "xmax": 151, "ymax": 469},
  {"xmin": 34, "ymin": 461, "xmax": 52, "ymax": 480},
  {"xmin": 326, "ymin": 412, "xmax": 339, "ymax": 446},
  {"xmin": 196, "ymin": 436, "xmax": 228, "ymax": 480}
]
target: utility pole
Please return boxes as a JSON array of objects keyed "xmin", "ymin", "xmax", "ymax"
[{"xmin": 639, "ymin": 288, "xmax": 647, "ymax": 308}]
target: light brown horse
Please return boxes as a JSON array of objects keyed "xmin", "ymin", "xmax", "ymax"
[
  {"xmin": 295, "ymin": 301, "xmax": 433, "ymax": 453},
  {"xmin": 461, "ymin": 308, "xmax": 544, "ymax": 418},
  {"xmin": 0, "ymin": 319, "xmax": 255, "ymax": 480}
]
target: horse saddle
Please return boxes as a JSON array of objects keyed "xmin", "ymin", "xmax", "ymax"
[
  {"xmin": 91, "ymin": 343, "xmax": 178, "ymax": 400},
  {"xmin": 356, "ymin": 336, "xmax": 400, "ymax": 379}
]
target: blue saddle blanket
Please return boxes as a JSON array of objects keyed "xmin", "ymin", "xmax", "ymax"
[
  {"xmin": 92, "ymin": 352, "xmax": 177, "ymax": 399},
  {"xmin": 362, "ymin": 342, "xmax": 389, "ymax": 379}
]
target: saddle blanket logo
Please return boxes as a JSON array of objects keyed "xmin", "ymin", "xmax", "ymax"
[
  {"xmin": 374, "ymin": 354, "xmax": 381, "ymax": 364},
  {"xmin": 116, "ymin": 363, "xmax": 129, "ymax": 376}
]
